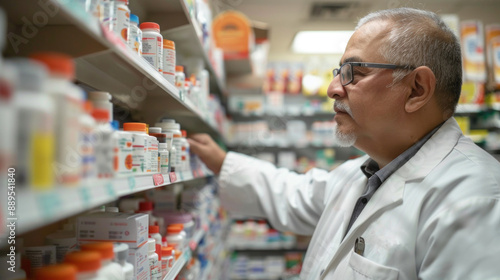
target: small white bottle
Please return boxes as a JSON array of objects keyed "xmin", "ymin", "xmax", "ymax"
[
  {"xmin": 149, "ymin": 225, "xmax": 163, "ymax": 262},
  {"xmin": 148, "ymin": 134, "xmax": 159, "ymax": 173},
  {"xmin": 101, "ymin": 0, "xmax": 114, "ymax": 31},
  {"xmin": 92, "ymin": 109, "xmax": 114, "ymax": 178},
  {"xmin": 113, "ymin": 243, "xmax": 134, "ymax": 280},
  {"xmin": 123, "ymin": 122, "xmax": 148, "ymax": 174},
  {"xmin": 45, "ymin": 223, "xmax": 77, "ymax": 263},
  {"xmin": 161, "ymin": 246, "xmax": 174, "ymax": 278},
  {"xmin": 110, "ymin": 121, "xmax": 133, "ymax": 176},
  {"xmin": 162, "ymin": 39, "xmax": 176, "ymax": 84},
  {"xmin": 165, "ymin": 225, "xmax": 185, "ymax": 251},
  {"xmin": 128, "ymin": 14, "xmax": 142, "ymax": 55},
  {"xmin": 31, "ymin": 52, "xmax": 84, "ymax": 187},
  {"xmin": 113, "ymin": 0, "xmax": 130, "ymax": 44},
  {"xmin": 174, "ymin": 66, "xmax": 185, "ymax": 100},
  {"xmin": 140, "ymin": 22, "xmax": 163, "ymax": 73},
  {"xmin": 147, "ymin": 238, "xmax": 162, "ymax": 280},
  {"xmin": 88, "ymin": 91, "xmax": 113, "ymax": 122},
  {"xmin": 158, "ymin": 143, "xmax": 169, "ymax": 174}
]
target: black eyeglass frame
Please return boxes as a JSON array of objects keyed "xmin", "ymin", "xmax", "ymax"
[{"xmin": 332, "ymin": 62, "xmax": 416, "ymax": 86}]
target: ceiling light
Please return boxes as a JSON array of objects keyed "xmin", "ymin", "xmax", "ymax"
[{"xmin": 291, "ymin": 31, "xmax": 354, "ymax": 54}]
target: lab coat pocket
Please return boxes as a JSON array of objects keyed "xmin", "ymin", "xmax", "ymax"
[{"xmin": 348, "ymin": 251, "xmax": 399, "ymax": 280}]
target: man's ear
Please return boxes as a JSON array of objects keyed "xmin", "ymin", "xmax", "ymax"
[{"xmin": 405, "ymin": 66, "xmax": 436, "ymax": 113}]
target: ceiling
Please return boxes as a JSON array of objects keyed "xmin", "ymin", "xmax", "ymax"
[{"xmin": 213, "ymin": 0, "xmax": 500, "ymax": 61}]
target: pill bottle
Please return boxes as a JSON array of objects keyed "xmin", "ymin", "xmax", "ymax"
[
  {"xmin": 110, "ymin": 122, "xmax": 133, "ymax": 176},
  {"xmin": 174, "ymin": 66, "xmax": 185, "ymax": 100},
  {"xmin": 160, "ymin": 246, "xmax": 174, "ymax": 278},
  {"xmin": 92, "ymin": 109, "xmax": 114, "ymax": 178},
  {"xmin": 80, "ymin": 242, "xmax": 124, "ymax": 280},
  {"xmin": 158, "ymin": 143, "xmax": 170, "ymax": 174},
  {"xmin": 147, "ymin": 133, "xmax": 159, "ymax": 173},
  {"xmin": 140, "ymin": 22, "xmax": 163, "ymax": 73},
  {"xmin": 113, "ymin": 0, "xmax": 130, "ymax": 44},
  {"xmin": 148, "ymin": 225, "xmax": 163, "ymax": 261},
  {"xmin": 31, "ymin": 52, "xmax": 84, "ymax": 187},
  {"xmin": 162, "ymin": 39, "xmax": 176, "ymax": 84},
  {"xmin": 88, "ymin": 91, "xmax": 113, "ymax": 122},
  {"xmin": 79, "ymin": 101, "xmax": 97, "ymax": 183},
  {"xmin": 147, "ymin": 238, "xmax": 161, "ymax": 280},
  {"xmin": 123, "ymin": 122, "xmax": 148, "ymax": 174},
  {"xmin": 113, "ymin": 243, "xmax": 134, "ymax": 280},
  {"xmin": 101, "ymin": 0, "xmax": 114, "ymax": 31},
  {"xmin": 155, "ymin": 120, "xmax": 182, "ymax": 174},
  {"xmin": 8, "ymin": 58, "xmax": 55, "ymax": 190},
  {"xmin": 64, "ymin": 251, "xmax": 105, "ymax": 280},
  {"xmin": 128, "ymin": 14, "xmax": 142, "ymax": 55},
  {"xmin": 137, "ymin": 201, "xmax": 165, "ymax": 232},
  {"xmin": 35, "ymin": 264, "xmax": 77, "ymax": 280},
  {"xmin": 149, "ymin": 127, "xmax": 167, "ymax": 143},
  {"xmin": 165, "ymin": 225, "xmax": 185, "ymax": 251}
]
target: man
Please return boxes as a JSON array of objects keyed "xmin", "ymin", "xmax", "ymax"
[{"xmin": 188, "ymin": 8, "xmax": 500, "ymax": 279}]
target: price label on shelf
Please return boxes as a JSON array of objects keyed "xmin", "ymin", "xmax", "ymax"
[
  {"xmin": 128, "ymin": 176, "xmax": 136, "ymax": 190},
  {"xmin": 169, "ymin": 172, "xmax": 177, "ymax": 182},
  {"xmin": 105, "ymin": 182, "xmax": 115, "ymax": 197},
  {"xmin": 152, "ymin": 174, "xmax": 164, "ymax": 186},
  {"xmin": 39, "ymin": 192, "xmax": 61, "ymax": 218}
]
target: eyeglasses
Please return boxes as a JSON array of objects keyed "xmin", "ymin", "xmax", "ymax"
[{"xmin": 332, "ymin": 62, "xmax": 415, "ymax": 86}]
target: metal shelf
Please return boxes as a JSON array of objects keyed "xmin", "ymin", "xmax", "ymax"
[
  {"xmin": 2, "ymin": 0, "xmax": 225, "ymax": 140},
  {"xmin": 12, "ymin": 170, "xmax": 212, "ymax": 236}
]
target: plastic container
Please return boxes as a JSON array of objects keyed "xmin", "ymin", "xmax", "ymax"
[
  {"xmin": 80, "ymin": 242, "xmax": 124, "ymax": 280},
  {"xmin": 161, "ymin": 246, "xmax": 174, "ymax": 278},
  {"xmin": 140, "ymin": 22, "xmax": 163, "ymax": 73},
  {"xmin": 158, "ymin": 143, "xmax": 170, "ymax": 174},
  {"xmin": 155, "ymin": 120, "xmax": 182, "ymax": 173},
  {"xmin": 79, "ymin": 101, "xmax": 97, "ymax": 182},
  {"xmin": 88, "ymin": 91, "xmax": 113, "ymax": 122},
  {"xmin": 147, "ymin": 134, "xmax": 159, "ymax": 173},
  {"xmin": 101, "ymin": 0, "xmax": 114, "ymax": 31},
  {"xmin": 128, "ymin": 14, "xmax": 142, "ymax": 55},
  {"xmin": 35, "ymin": 264, "xmax": 77, "ymax": 280},
  {"xmin": 165, "ymin": 225, "xmax": 185, "ymax": 250},
  {"xmin": 147, "ymin": 238, "xmax": 162, "ymax": 280},
  {"xmin": 113, "ymin": 0, "xmax": 130, "ymax": 44},
  {"xmin": 149, "ymin": 127, "xmax": 167, "ymax": 143},
  {"xmin": 9, "ymin": 58, "xmax": 55, "ymax": 190},
  {"xmin": 45, "ymin": 225, "xmax": 77, "ymax": 263},
  {"xmin": 149, "ymin": 225, "xmax": 163, "ymax": 260},
  {"xmin": 111, "ymin": 124, "xmax": 133, "ymax": 176},
  {"xmin": 92, "ymin": 109, "xmax": 114, "ymax": 178},
  {"xmin": 162, "ymin": 39, "xmax": 176, "ymax": 84},
  {"xmin": 113, "ymin": 243, "xmax": 134, "ymax": 280},
  {"xmin": 64, "ymin": 251, "xmax": 105, "ymax": 280},
  {"xmin": 105, "ymin": 206, "xmax": 119, "ymax": 212},
  {"xmin": 31, "ymin": 52, "xmax": 84, "ymax": 187},
  {"xmin": 174, "ymin": 66, "xmax": 185, "ymax": 100},
  {"xmin": 24, "ymin": 245, "xmax": 57, "ymax": 271},
  {"xmin": 123, "ymin": 122, "xmax": 148, "ymax": 174},
  {"xmin": 137, "ymin": 201, "xmax": 165, "ymax": 234}
]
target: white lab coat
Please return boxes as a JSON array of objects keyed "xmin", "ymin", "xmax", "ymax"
[{"xmin": 219, "ymin": 117, "xmax": 500, "ymax": 279}]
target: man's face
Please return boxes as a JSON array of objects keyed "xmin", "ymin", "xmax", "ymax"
[{"xmin": 328, "ymin": 20, "xmax": 409, "ymax": 149}]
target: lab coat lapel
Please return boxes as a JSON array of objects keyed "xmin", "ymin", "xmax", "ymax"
[{"xmin": 320, "ymin": 176, "xmax": 405, "ymax": 279}]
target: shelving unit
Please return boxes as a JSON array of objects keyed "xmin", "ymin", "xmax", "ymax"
[{"xmin": 2, "ymin": 1, "xmax": 230, "ymax": 279}]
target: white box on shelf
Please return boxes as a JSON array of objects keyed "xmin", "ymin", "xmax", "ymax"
[
  {"xmin": 128, "ymin": 242, "xmax": 151, "ymax": 280},
  {"xmin": 77, "ymin": 212, "xmax": 149, "ymax": 248}
]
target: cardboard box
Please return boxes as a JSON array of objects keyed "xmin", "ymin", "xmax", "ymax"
[
  {"xmin": 77, "ymin": 212, "xmax": 148, "ymax": 248},
  {"xmin": 128, "ymin": 243, "xmax": 150, "ymax": 280}
]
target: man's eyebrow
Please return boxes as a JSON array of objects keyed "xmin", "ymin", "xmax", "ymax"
[{"xmin": 339, "ymin": 56, "xmax": 363, "ymax": 66}]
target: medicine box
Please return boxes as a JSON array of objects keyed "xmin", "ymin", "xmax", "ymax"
[
  {"xmin": 77, "ymin": 212, "xmax": 148, "ymax": 248},
  {"xmin": 128, "ymin": 242, "xmax": 150, "ymax": 280}
]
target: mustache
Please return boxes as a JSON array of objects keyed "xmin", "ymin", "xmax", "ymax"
[{"xmin": 334, "ymin": 101, "xmax": 353, "ymax": 117}]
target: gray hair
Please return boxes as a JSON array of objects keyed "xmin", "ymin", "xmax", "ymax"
[{"xmin": 357, "ymin": 8, "xmax": 462, "ymax": 116}]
